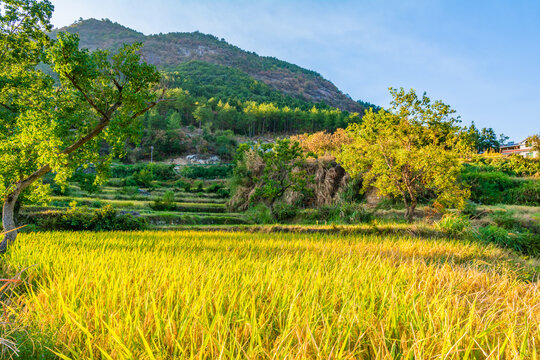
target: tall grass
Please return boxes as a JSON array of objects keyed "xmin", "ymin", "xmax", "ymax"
[{"xmin": 3, "ymin": 231, "xmax": 539, "ymax": 359}]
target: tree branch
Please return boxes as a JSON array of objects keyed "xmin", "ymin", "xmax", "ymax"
[{"xmin": 64, "ymin": 72, "xmax": 106, "ymax": 117}]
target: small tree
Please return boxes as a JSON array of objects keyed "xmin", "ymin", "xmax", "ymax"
[
  {"xmin": 336, "ymin": 88, "xmax": 470, "ymax": 221},
  {"xmin": 231, "ymin": 139, "xmax": 312, "ymax": 210},
  {"xmin": 1, "ymin": 0, "xmax": 163, "ymax": 249},
  {"xmin": 252, "ymin": 139, "xmax": 311, "ymax": 208},
  {"xmin": 525, "ymin": 134, "xmax": 540, "ymax": 151}
]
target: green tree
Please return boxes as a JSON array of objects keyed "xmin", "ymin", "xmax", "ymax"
[
  {"xmin": 193, "ymin": 104, "xmax": 214, "ymax": 131},
  {"xmin": 525, "ymin": 134, "xmax": 540, "ymax": 151},
  {"xmin": 253, "ymin": 139, "xmax": 311, "ymax": 208},
  {"xmin": 232, "ymin": 139, "xmax": 311, "ymax": 209},
  {"xmin": 0, "ymin": 0, "xmax": 162, "ymax": 248},
  {"xmin": 336, "ymin": 88, "xmax": 470, "ymax": 221},
  {"xmin": 166, "ymin": 110, "xmax": 182, "ymax": 130}
]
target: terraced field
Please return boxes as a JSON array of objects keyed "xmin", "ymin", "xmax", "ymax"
[
  {"xmin": 20, "ymin": 165, "xmax": 249, "ymax": 227},
  {"xmin": 3, "ymin": 231, "xmax": 539, "ymax": 359}
]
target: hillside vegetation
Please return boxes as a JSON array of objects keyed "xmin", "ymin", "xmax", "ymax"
[{"xmin": 55, "ymin": 18, "xmax": 367, "ymax": 113}]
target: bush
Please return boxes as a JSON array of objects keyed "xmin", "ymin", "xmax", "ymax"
[
  {"xmin": 106, "ymin": 178, "xmax": 125, "ymax": 187},
  {"xmin": 314, "ymin": 203, "xmax": 373, "ymax": 224},
  {"xmin": 71, "ymin": 171, "xmax": 100, "ymax": 194},
  {"xmin": 271, "ymin": 202, "xmax": 298, "ymax": 222},
  {"xmin": 121, "ymin": 186, "xmax": 139, "ymax": 196},
  {"xmin": 136, "ymin": 168, "xmax": 154, "ymax": 188},
  {"xmin": 193, "ymin": 180, "xmax": 204, "ymax": 192},
  {"xmin": 216, "ymin": 188, "xmax": 230, "ymax": 198},
  {"xmin": 111, "ymin": 163, "xmax": 177, "ymax": 180},
  {"xmin": 473, "ymin": 225, "xmax": 540, "ymax": 256},
  {"xmin": 35, "ymin": 205, "xmax": 147, "ymax": 231},
  {"xmin": 461, "ymin": 168, "xmax": 518, "ymax": 205},
  {"xmin": 246, "ymin": 204, "xmax": 273, "ymax": 224},
  {"xmin": 179, "ymin": 165, "xmax": 233, "ymax": 179},
  {"xmin": 437, "ymin": 214, "xmax": 471, "ymax": 237},
  {"xmin": 505, "ymin": 181, "xmax": 540, "ymax": 206},
  {"xmin": 150, "ymin": 191, "xmax": 176, "ymax": 211},
  {"xmin": 491, "ymin": 210, "xmax": 520, "ymax": 230},
  {"xmin": 125, "ymin": 176, "xmax": 138, "ymax": 187},
  {"xmin": 341, "ymin": 203, "xmax": 374, "ymax": 223},
  {"xmin": 206, "ymin": 183, "xmax": 224, "ymax": 193}
]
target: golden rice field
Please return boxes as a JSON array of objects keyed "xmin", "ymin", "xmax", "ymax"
[{"xmin": 2, "ymin": 231, "xmax": 539, "ymax": 359}]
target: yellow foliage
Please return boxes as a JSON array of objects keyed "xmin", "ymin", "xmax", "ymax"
[
  {"xmin": 5, "ymin": 231, "xmax": 539, "ymax": 358},
  {"xmin": 290, "ymin": 128, "xmax": 352, "ymax": 157}
]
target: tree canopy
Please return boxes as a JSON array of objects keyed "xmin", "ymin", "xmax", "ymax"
[
  {"xmin": 0, "ymin": 0, "xmax": 162, "ymax": 248},
  {"xmin": 336, "ymin": 88, "xmax": 470, "ymax": 221}
]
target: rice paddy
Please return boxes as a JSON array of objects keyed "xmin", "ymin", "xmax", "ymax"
[{"xmin": 2, "ymin": 230, "xmax": 539, "ymax": 359}]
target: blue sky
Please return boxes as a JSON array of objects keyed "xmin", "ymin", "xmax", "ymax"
[{"xmin": 49, "ymin": 0, "xmax": 540, "ymax": 141}]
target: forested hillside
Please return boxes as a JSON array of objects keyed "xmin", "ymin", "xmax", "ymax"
[
  {"xmin": 54, "ymin": 18, "xmax": 369, "ymax": 113},
  {"xmin": 52, "ymin": 18, "xmax": 378, "ymax": 162}
]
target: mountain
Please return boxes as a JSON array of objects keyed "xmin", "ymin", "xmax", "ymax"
[{"xmin": 54, "ymin": 19, "xmax": 366, "ymax": 113}]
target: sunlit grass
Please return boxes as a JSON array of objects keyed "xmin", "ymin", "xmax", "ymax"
[{"xmin": 3, "ymin": 231, "xmax": 539, "ymax": 359}]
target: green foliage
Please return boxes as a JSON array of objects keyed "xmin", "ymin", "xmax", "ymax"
[
  {"xmin": 261, "ymin": 140, "xmax": 310, "ymax": 205},
  {"xmin": 111, "ymin": 163, "xmax": 177, "ymax": 180},
  {"xmin": 461, "ymin": 166, "xmax": 517, "ymax": 204},
  {"xmin": 337, "ymin": 88, "xmax": 470, "ymax": 221},
  {"xmin": 245, "ymin": 204, "xmax": 273, "ymax": 224},
  {"xmin": 469, "ymin": 155, "xmax": 540, "ymax": 177},
  {"xmin": 505, "ymin": 181, "xmax": 540, "ymax": 206},
  {"xmin": 179, "ymin": 165, "xmax": 233, "ymax": 179},
  {"xmin": 437, "ymin": 214, "xmax": 471, "ymax": 237},
  {"xmin": 71, "ymin": 171, "xmax": 100, "ymax": 194},
  {"xmin": 271, "ymin": 202, "xmax": 298, "ymax": 222},
  {"xmin": 472, "ymin": 225, "xmax": 540, "ymax": 257},
  {"xmin": 0, "ymin": 1, "xmax": 160, "ymax": 238},
  {"xmin": 491, "ymin": 210, "xmax": 520, "ymax": 230},
  {"xmin": 135, "ymin": 168, "xmax": 154, "ymax": 188},
  {"xmin": 315, "ymin": 203, "xmax": 374, "ymax": 224},
  {"xmin": 150, "ymin": 190, "xmax": 176, "ymax": 211},
  {"xmin": 461, "ymin": 164, "xmax": 539, "ymax": 206},
  {"xmin": 34, "ymin": 204, "xmax": 147, "ymax": 231}
]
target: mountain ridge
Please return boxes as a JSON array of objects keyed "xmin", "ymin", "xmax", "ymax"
[{"xmin": 54, "ymin": 18, "xmax": 367, "ymax": 113}]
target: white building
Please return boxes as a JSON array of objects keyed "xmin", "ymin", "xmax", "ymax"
[{"xmin": 500, "ymin": 140, "xmax": 539, "ymax": 158}]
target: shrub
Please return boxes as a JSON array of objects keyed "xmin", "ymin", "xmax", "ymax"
[
  {"xmin": 193, "ymin": 180, "xmax": 204, "ymax": 192},
  {"xmin": 206, "ymin": 183, "xmax": 224, "ymax": 193},
  {"xmin": 106, "ymin": 178, "xmax": 125, "ymax": 187},
  {"xmin": 314, "ymin": 203, "xmax": 373, "ymax": 224},
  {"xmin": 111, "ymin": 163, "xmax": 177, "ymax": 180},
  {"xmin": 216, "ymin": 188, "xmax": 230, "ymax": 198},
  {"xmin": 246, "ymin": 204, "xmax": 273, "ymax": 224},
  {"xmin": 121, "ymin": 186, "xmax": 139, "ymax": 196},
  {"xmin": 71, "ymin": 171, "xmax": 100, "ymax": 194},
  {"xmin": 491, "ymin": 210, "xmax": 520, "ymax": 230},
  {"xmin": 36, "ymin": 205, "xmax": 147, "ymax": 231},
  {"xmin": 271, "ymin": 202, "xmax": 298, "ymax": 222},
  {"xmin": 341, "ymin": 203, "xmax": 374, "ymax": 223},
  {"xmin": 437, "ymin": 214, "xmax": 471, "ymax": 237},
  {"xmin": 179, "ymin": 165, "xmax": 233, "ymax": 179},
  {"xmin": 505, "ymin": 181, "xmax": 540, "ymax": 206},
  {"xmin": 150, "ymin": 191, "xmax": 176, "ymax": 211},
  {"xmin": 461, "ymin": 168, "xmax": 518, "ymax": 205},
  {"xmin": 182, "ymin": 182, "xmax": 191, "ymax": 192},
  {"xmin": 125, "ymin": 176, "xmax": 138, "ymax": 187},
  {"xmin": 473, "ymin": 225, "xmax": 540, "ymax": 256},
  {"xmin": 174, "ymin": 179, "xmax": 187, "ymax": 189},
  {"xmin": 136, "ymin": 168, "xmax": 154, "ymax": 187},
  {"xmin": 460, "ymin": 201, "xmax": 480, "ymax": 218}
]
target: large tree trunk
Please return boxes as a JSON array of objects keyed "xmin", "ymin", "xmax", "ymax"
[{"xmin": 1, "ymin": 189, "xmax": 21, "ymax": 253}]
